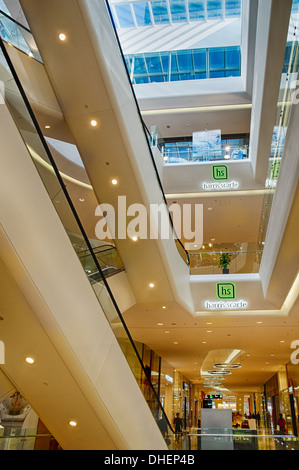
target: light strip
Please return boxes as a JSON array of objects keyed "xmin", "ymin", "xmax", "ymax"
[
  {"xmin": 142, "ymin": 104, "xmax": 252, "ymax": 116},
  {"xmin": 166, "ymin": 189, "xmax": 274, "ymax": 199}
]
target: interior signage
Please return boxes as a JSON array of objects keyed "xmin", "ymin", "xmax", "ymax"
[
  {"xmin": 217, "ymin": 282, "xmax": 236, "ymax": 299},
  {"xmin": 202, "ymin": 164, "xmax": 239, "ymax": 190},
  {"xmin": 204, "ymin": 300, "xmax": 248, "ymax": 310}
]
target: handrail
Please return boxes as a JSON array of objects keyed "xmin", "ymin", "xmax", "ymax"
[
  {"xmin": 104, "ymin": 0, "xmax": 190, "ymax": 268},
  {"xmin": 0, "ymin": 35, "xmax": 175, "ymax": 438}
]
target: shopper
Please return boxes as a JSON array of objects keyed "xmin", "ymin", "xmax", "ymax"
[
  {"xmin": 277, "ymin": 413, "xmax": 286, "ymax": 434},
  {"xmin": 173, "ymin": 413, "xmax": 183, "ymax": 441}
]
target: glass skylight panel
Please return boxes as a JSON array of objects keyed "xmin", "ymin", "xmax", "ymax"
[
  {"xmin": 225, "ymin": 0, "xmax": 241, "ymax": 17},
  {"xmin": 133, "ymin": 2, "xmax": 152, "ymax": 26},
  {"xmin": 145, "ymin": 55, "xmax": 162, "ymax": 73},
  {"xmin": 169, "ymin": 0, "xmax": 187, "ymax": 23},
  {"xmin": 225, "ymin": 46, "xmax": 241, "ymax": 69},
  {"xmin": 207, "ymin": 0, "xmax": 223, "ymax": 18},
  {"xmin": 151, "ymin": 1, "xmax": 170, "ymax": 24},
  {"xmin": 177, "ymin": 50, "xmax": 193, "ymax": 72},
  {"xmin": 188, "ymin": 0, "xmax": 205, "ymax": 21},
  {"xmin": 114, "ymin": 4, "xmax": 135, "ymax": 27}
]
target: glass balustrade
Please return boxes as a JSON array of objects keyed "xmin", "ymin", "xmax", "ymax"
[
  {"xmin": 189, "ymin": 249, "xmax": 263, "ymax": 275},
  {"xmin": 0, "ymin": 9, "xmax": 42, "ymax": 61}
]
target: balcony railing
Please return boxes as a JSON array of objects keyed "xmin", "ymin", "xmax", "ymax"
[{"xmin": 189, "ymin": 250, "xmax": 263, "ymax": 275}]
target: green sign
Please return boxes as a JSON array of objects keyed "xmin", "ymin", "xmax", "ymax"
[
  {"xmin": 212, "ymin": 165, "xmax": 228, "ymax": 180},
  {"xmin": 217, "ymin": 282, "xmax": 236, "ymax": 299},
  {"xmin": 272, "ymin": 161, "xmax": 281, "ymax": 179}
]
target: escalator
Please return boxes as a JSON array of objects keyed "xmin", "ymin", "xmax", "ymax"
[{"xmin": 0, "ymin": 11, "xmax": 177, "ymax": 449}]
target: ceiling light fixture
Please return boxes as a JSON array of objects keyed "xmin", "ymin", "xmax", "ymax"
[
  {"xmin": 111, "ymin": 179, "xmax": 118, "ymax": 185},
  {"xmin": 90, "ymin": 120, "xmax": 98, "ymax": 127},
  {"xmin": 69, "ymin": 420, "xmax": 78, "ymax": 427},
  {"xmin": 213, "ymin": 363, "xmax": 242, "ymax": 369},
  {"xmin": 25, "ymin": 357, "xmax": 35, "ymax": 365},
  {"xmin": 149, "ymin": 283, "xmax": 155, "ymax": 288},
  {"xmin": 59, "ymin": 33, "xmax": 67, "ymax": 41}
]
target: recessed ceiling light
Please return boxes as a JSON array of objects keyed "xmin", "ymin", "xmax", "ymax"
[
  {"xmin": 131, "ymin": 235, "xmax": 138, "ymax": 241},
  {"xmin": 173, "ymin": 341, "xmax": 179, "ymax": 345},
  {"xmin": 90, "ymin": 120, "xmax": 97, "ymax": 127},
  {"xmin": 28, "ymin": 51, "xmax": 34, "ymax": 57},
  {"xmin": 111, "ymin": 179, "xmax": 118, "ymax": 185},
  {"xmin": 69, "ymin": 420, "xmax": 78, "ymax": 427},
  {"xmin": 25, "ymin": 357, "xmax": 35, "ymax": 365},
  {"xmin": 162, "ymin": 306, "xmax": 167, "ymax": 309},
  {"xmin": 280, "ymin": 340, "xmax": 285, "ymax": 343},
  {"xmin": 59, "ymin": 33, "xmax": 67, "ymax": 41},
  {"xmin": 257, "ymin": 321, "xmax": 263, "ymax": 324},
  {"xmin": 157, "ymin": 323, "xmax": 164, "ymax": 326},
  {"xmin": 45, "ymin": 125, "xmax": 51, "ymax": 129},
  {"xmin": 149, "ymin": 283, "xmax": 155, "ymax": 288}
]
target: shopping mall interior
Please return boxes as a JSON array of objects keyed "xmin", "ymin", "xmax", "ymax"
[{"xmin": 0, "ymin": 0, "xmax": 298, "ymax": 451}]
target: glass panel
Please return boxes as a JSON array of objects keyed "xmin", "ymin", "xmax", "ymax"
[
  {"xmin": 114, "ymin": 4, "xmax": 135, "ymax": 27},
  {"xmin": 226, "ymin": 46, "xmax": 241, "ymax": 68},
  {"xmin": 169, "ymin": 0, "xmax": 187, "ymax": 22},
  {"xmin": 133, "ymin": 2, "xmax": 152, "ymax": 26},
  {"xmin": 193, "ymin": 49, "xmax": 207, "ymax": 71},
  {"xmin": 161, "ymin": 52, "xmax": 170, "ymax": 73},
  {"xmin": 209, "ymin": 48, "xmax": 225, "ymax": 70},
  {"xmin": 207, "ymin": 0, "xmax": 223, "ymax": 18},
  {"xmin": 188, "ymin": 0, "xmax": 205, "ymax": 21},
  {"xmin": 170, "ymin": 51, "xmax": 179, "ymax": 71},
  {"xmin": 151, "ymin": 0, "xmax": 170, "ymax": 24},
  {"xmin": 177, "ymin": 50, "xmax": 193, "ymax": 72},
  {"xmin": 133, "ymin": 56, "xmax": 147, "ymax": 74},
  {"xmin": 145, "ymin": 54, "xmax": 162, "ymax": 73},
  {"xmin": 225, "ymin": 0, "xmax": 241, "ymax": 17}
]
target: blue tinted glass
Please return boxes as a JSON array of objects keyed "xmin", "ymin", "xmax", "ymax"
[
  {"xmin": 177, "ymin": 51, "xmax": 193, "ymax": 71},
  {"xmin": 151, "ymin": 1, "xmax": 170, "ymax": 24},
  {"xmin": 150, "ymin": 75, "xmax": 165, "ymax": 82},
  {"xmin": 170, "ymin": 0, "xmax": 187, "ymax": 22},
  {"xmin": 134, "ymin": 57, "xmax": 147, "ymax": 74},
  {"xmin": 133, "ymin": 2, "xmax": 152, "ymax": 26},
  {"xmin": 145, "ymin": 55, "xmax": 162, "ymax": 73},
  {"xmin": 210, "ymin": 70, "xmax": 225, "ymax": 78},
  {"xmin": 170, "ymin": 52, "xmax": 178, "ymax": 71},
  {"xmin": 134, "ymin": 77, "xmax": 150, "ymax": 84},
  {"xmin": 161, "ymin": 53, "xmax": 170, "ymax": 73},
  {"xmin": 209, "ymin": 48, "xmax": 225, "ymax": 69},
  {"xmin": 188, "ymin": 0, "xmax": 205, "ymax": 20},
  {"xmin": 170, "ymin": 73, "xmax": 180, "ymax": 81},
  {"xmin": 225, "ymin": 69, "xmax": 240, "ymax": 77},
  {"xmin": 114, "ymin": 4, "xmax": 135, "ymax": 27},
  {"xmin": 180, "ymin": 73, "xmax": 195, "ymax": 80},
  {"xmin": 193, "ymin": 50, "xmax": 207, "ymax": 71},
  {"xmin": 195, "ymin": 72, "xmax": 207, "ymax": 79},
  {"xmin": 225, "ymin": 0, "xmax": 241, "ymax": 17},
  {"xmin": 225, "ymin": 47, "xmax": 240, "ymax": 68},
  {"xmin": 207, "ymin": 0, "xmax": 223, "ymax": 18}
]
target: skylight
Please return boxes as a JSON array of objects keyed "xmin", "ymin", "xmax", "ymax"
[{"xmin": 110, "ymin": 0, "xmax": 242, "ymax": 29}]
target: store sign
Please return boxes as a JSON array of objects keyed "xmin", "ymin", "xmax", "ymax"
[
  {"xmin": 205, "ymin": 394, "xmax": 223, "ymax": 399},
  {"xmin": 213, "ymin": 165, "xmax": 228, "ymax": 180},
  {"xmin": 204, "ymin": 300, "xmax": 248, "ymax": 310},
  {"xmin": 217, "ymin": 282, "xmax": 236, "ymax": 299},
  {"xmin": 202, "ymin": 164, "xmax": 239, "ymax": 191},
  {"xmin": 204, "ymin": 283, "xmax": 248, "ymax": 310},
  {"xmin": 0, "ymin": 340, "xmax": 5, "ymax": 364}
]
